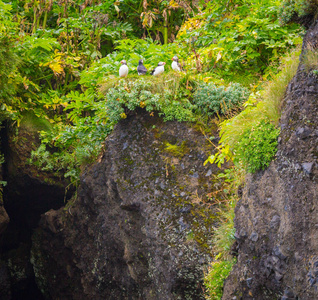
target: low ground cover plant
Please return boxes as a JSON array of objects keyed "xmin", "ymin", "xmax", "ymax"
[{"xmin": 193, "ymin": 83, "xmax": 250, "ymax": 116}]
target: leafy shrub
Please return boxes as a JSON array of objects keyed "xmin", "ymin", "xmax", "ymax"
[
  {"xmin": 193, "ymin": 83, "xmax": 250, "ymax": 116},
  {"xmin": 204, "ymin": 258, "xmax": 236, "ymax": 300},
  {"xmin": 234, "ymin": 119, "xmax": 280, "ymax": 173},
  {"xmin": 104, "ymin": 77, "xmax": 195, "ymax": 123},
  {"xmin": 177, "ymin": 0, "xmax": 303, "ymax": 83},
  {"xmin": 279, "ymin": 0, "xmax": 318, "ymax": 25},
  {"xmin": 30, "ymin": 118, "xmax": 112, "ymax": 182},
  {"xmin": 0, "ymin": 1, "xmax": 20, "ymax": 111}
]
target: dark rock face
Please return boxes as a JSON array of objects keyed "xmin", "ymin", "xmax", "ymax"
[
  {"xmin": 0, "ymin": 127, "xmax": 9, "ymax": 237},
  {"xmin": 31, "ymin": 112, "xmax": 221, "ymax": 299},
  {"xmin": 222, "ymin": 21, "xmax": 318, "ymax": 300},
  {"xmin": 1, "ymin": 124, "xmax": 69, "ymax": 299}
]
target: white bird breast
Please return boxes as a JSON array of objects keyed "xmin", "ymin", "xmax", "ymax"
[
  {"xmin": 153, "ymin": 65, "xmax": 164, "ymax": 76},
  {"xmin": 119, "ymin": 65, "xmax": 129, "ymax": 77},
  {"xmin": 171, "ymin": 61, "xmax": 180, "ymax": 71}
]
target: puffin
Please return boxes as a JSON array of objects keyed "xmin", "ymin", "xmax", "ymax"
[
  {"xmin": 171, "ymin": 56, "xmax": 182, "ymax": 71},
  {"xmin": 151, "ymin": 62, "xmax": 166, "ymax": 76},
  {"xmin": 137, "ymin": 59, "xmax": 147, "ymax": 75},
  {"xmin": 119, "ymin": 60, "xmax": 128, "ymax": 77}
]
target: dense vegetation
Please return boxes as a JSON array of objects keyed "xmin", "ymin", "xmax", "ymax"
[{"xmin": 1, "ymin": 0, "xmax": 315, "ymax": 298}]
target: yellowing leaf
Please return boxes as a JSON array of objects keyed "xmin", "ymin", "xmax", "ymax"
[
  {"xmin": 237, "ymin": 24, "xmax": 245, "ymax": 31},
  {"xmin": 169, "ymin": 0, "xmax": 179, "ymax": 8},
  {"xmin": 49, "ymin": 61, "xmax": 64, "ymax": 75},
  {"xmin": 203, "ymin": 77, "xmax": 213, "ymax": 83}
]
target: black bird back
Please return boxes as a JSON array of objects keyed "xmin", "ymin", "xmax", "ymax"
[{"xmin": 137, "ymin": 60, "xmax": 147, "ymax": 75}]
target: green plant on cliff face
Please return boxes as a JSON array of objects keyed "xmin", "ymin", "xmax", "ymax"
[
  {"xmin": 212, "ymin": 204, "xmax": 236, "ymax": 261},
  {"xmin": 234, "ymin": 119, "xmax": 280, "ymax": 173},
  {"xmin": 204, "ymin": 258, "xmax": 236, "ymax": 300},
  {"xmin": 279, "ymin": 0, "xmax": 318, "ymax": 25},
  {"xmin": 204, "ymin": 166, "xmax": 244, "ymax": 300},
  {"xmin": 193, "ymin": 83, "xmax": 250, "ymax": 116}
]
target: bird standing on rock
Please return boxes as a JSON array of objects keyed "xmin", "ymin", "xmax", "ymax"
[
  {"xmin": 151, "ymin": 62, "xmax": 166, "ymax": 76},
  {"xmin": 119, "ymin": 60, "xmax": 128, "ymax": 77},
  {"xmin": 137, "ymin": 59, "xmax": 147, "ymax": 75},
  {"xmin": 172, "ymin": 56, "xmax": 182, "ymax": 71}
]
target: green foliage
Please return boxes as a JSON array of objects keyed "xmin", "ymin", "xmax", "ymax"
[
  {"xmin": 205, "ymin": 48, "xmax": 300, "ymax": 174},
  {"xmin": 1, "ymin": 0, "xmax": 304, "ymax": 183},
  {"xmin": 0, "ymin": 36, "xmax": 19, "ymax": 101},
  {"xmin": 115, "ymin": 0, "xmax": 197, "ymax": 44},
  {"xmin": 204, "ymin": 258, "xmax": 236, "ymax": 300},
  {"xmin": 0, "ymin": 1, "xmax": 20, "ymax": 114},
  {"xmin": 279, "ymin": 0, "xmax": 318, "ymax": 25},
  {"xmin": 193, "ymin": 83, "xmax": 250, "ymax": 116},
  {"xmin": 234, "ymin": 119, "xmax": 280, "ymax": 173},
  {"xmin": 30, "ymin": 118, "xmax": 112, "ymax": 181},
  {"xmin": 178, "ymin": 0, "xmax": 303, "ymax": 83},
  {"xmin": 103, "ymin": 76, "xmax": 195, "ymax": 123},
  {"xmin": 203, "ymin": 165, "xmax": 245, "ymax": 300},
  {"xmin": 212, "ymin": 207, "xmax": 236, "ymax": 261}
]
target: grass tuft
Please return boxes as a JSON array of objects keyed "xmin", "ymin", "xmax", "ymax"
[{"xmin": 303, "ymin": 43, "xmax": 318, "ymax": 72}]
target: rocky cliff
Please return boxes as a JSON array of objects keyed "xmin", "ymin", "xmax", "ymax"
[
  {"xmin": 31, "ymin": 111, "xmax": 222, "ymax": 299},
  {"xmin": 1, "ymin": 123, "xmax": 70, "ymax": 299},
  {"xmin": 222, "ymin": 19, "xmax": 318, "ymax": 300}
]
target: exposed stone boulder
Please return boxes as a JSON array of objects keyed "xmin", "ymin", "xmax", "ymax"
[
  {"xmin": 222, "ymin": 20, "xmax": 318, "ymax": 300},
  {"xmin": 31, "ymin": 111, "xmax": 222, "ymax": 299}
]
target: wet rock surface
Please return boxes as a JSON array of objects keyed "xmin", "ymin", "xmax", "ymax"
[
  {"xmin": 31, "ymin": 111, "xmax": 221, "ymax": 299},
  {"xmin": 222, "ymin": 20, "xmax": 318, "ymax": 300}
]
